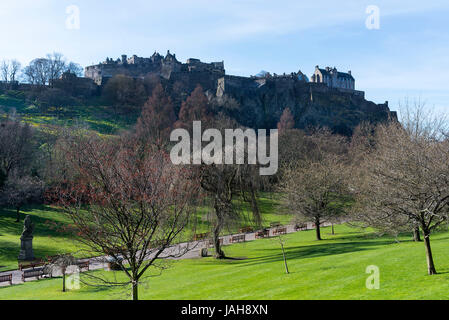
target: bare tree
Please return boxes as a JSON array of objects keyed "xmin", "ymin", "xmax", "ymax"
[
  {"xmin": 198, "ymin": 120, "xmax": 263, "ymax": 258},
  {"xmin": 176, "ymin": 87, "xmax": 262, "ymax": 258},
  {"xmin": 53, "ymin": 134, "xmax": 200, "ymax": 300},
  {"xmin": 65, "ymin": 62, "xmax": 83, "ymax": 77},
  {"xmin": 9, "ymin": 59, "xmax": 21, "ymax": 82},
  {"xmin": 353, "ymin": 103, "xmax": 449, "ymax": 275},
  {"xmin": 349, "ymin": 122, "xmax": 422, "ymax": 241},
  {"xmin": 280, "ymin": 130, "xmax": 349, "ymax": 240},
  {"xmin": 1, "ymin": 60, "xmax": 10, "ymax": 82},
  {"xmin": 46, "ymin": 52, "xmax": 67, "ymax": 84},
  {"xmin": 281, "ymin": 155, "xmax": 349, "ymax": 240},
  {"xmin": 2, "ymin": 59, "xmax": 22, "ymax": 83},
  {"xmin": 0, "ymin": 119, "xmax": 34, "ymax": 184},
  {"xmin": 277, "ymin": 129, "xmax": 310, "ymax": 178},
  {"xmin": 0, "ymin": 173, "xmax": 43, "ymax": 222},
  {"xmin": 199, "ymin": 160, "xmax": 262, "ymax": 259},
  {"xmin": 23, "ymin": 53, "xmax": 71, "ymax": 85},
  {"xmin": 24, "ymin": 58, "xmax": 50, "ymax": 85}
]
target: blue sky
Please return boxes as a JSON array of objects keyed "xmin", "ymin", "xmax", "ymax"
[{"xmin": 1, "ymin": 0, "xmax": 448, "ymax": 116}]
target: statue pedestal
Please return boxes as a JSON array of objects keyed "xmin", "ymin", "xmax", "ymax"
[{"xmin": 18, "ymin": 236, "xmax": 35, "ymax": 261}]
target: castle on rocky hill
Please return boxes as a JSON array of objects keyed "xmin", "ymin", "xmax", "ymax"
[
  {"xmin": 84, "ymin": 51, "xmax": 365, "ymax": 98},
  {"xmin": 80, "ymin": 50, "xmax": 394, "ymax": 135}
]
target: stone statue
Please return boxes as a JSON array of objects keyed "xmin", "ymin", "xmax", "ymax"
[
  {"xmin": 18, "ymin": 215, "xmax": 35, "ymax": 261},
  {"xmin": 21, "ymin": 215, "xmax": 34, "ymax": 239}
]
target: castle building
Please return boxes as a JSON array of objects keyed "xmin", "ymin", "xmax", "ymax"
[
  {"xmin": 84, "ymin": 51, "xmax": 225, "ymax": 86},
  {"xmin": 310, "ymin": 66, "xmax": 355, "ymax": 90},
  {"xmin": 84, "ymin": 51, "xmax": 364, "ymax": 101}
]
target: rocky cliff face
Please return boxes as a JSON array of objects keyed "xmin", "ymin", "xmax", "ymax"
[{"xmin": 214, "ymin": 78, "xmax": 395, "ymax": 135}]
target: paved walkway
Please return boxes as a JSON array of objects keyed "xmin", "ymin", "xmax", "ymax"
[{"xmin": 0, "ymin": 221, "xmax": 331, "ymax": 287}]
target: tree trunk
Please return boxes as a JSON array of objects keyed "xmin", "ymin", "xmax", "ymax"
[
  {"xmin": 213, "ymin": 199, "xmax": 226, "ymax": 259},
  {"xmin": 315, "ymin": 217, "xmax": 322, "ymax": 240},
  {"xmin": 15, "ymin": 207, "xmax": 20, "ymax": 222},
  {"xmin": 331, "ymin": 223, "xmax": 335, "ymax": 235},
  {"xmin": 413, "ymin": 226, "xmax": 422, "ymax": 242},
  {"xmin": 423, "ymin": 231, "xmax": 437, "ymax": 275},
  {"xmin": 213, "ymin": 222, "xmax": 225, "ymax": 259},
  {"xmin": 132, "ymin": 280, "xmax": 139, "ymax": 300},
  {"xmin": 62, "ymin": 272, "xmax": 66, "ymax": 292}
]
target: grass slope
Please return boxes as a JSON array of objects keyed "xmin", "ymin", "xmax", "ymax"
[
  {"xmin": 0, "ymin": 195, "xmax": 291, "ymax": 272},
  {"xmin": 0, "ymin": 206, "xmax": 85, "ymax": 271},
  {"xmin": 2, "ymin": 224, "xmax": 449, "ymax": 300},
  {"xmin": 0, "ymin": 91, "xmax": 136, "ymax": 136}
]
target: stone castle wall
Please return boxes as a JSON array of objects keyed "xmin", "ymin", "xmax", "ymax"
[{"xmin": 85, "ymin": 52, "xmax": 225, "ymax": 86}]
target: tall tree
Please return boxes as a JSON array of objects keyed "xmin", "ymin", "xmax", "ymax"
[
  {"xmin": 0, "ymin": 119, "xmax": 34, "ymax": 186},
  {"xmin": 277, "ymin": 108, "xmax": 295, "ymax": 133},
  {"xmin": 177, "ymin": 85, "xmax": 212, "ymax": 128},
  {"xmin": 24, "ymin": 58, "xmax": 50, "ymax": 85},
  {"xmin": 176, "ymin": 87, "xmax": 261, "ymax": 258},
  {"xmin": 23, "ymin": 53, "xmax": 78, "ymax": 85},
  {"xmin": 0, "ymin": 173, "xmax": 43, "ymax": 222},
  {"xmin": 135, "ymin": 83, "xmax": 176, "ymax": 149},
  {"xmin": 65, "ymin": 62, "xmax": 83, "ymax": 77},
  {"xmin": 353, "ymin": 120, "xmax": 449, "ymax": 275},
  {"xmin": 46, "ymin": 52, "xmax": 66, "ymax": 85},
  {"xmin": 9, "ymin": 59, "xmax": 21, "ymax": 82},
  {"xmin": 280, "ymin": 129, "xmax": 349, "ymax": 240},
  {"xmin": 54, "ymin": 134, "xmax": 200, "ymax": 300},
  {"xmin": 1, "ymin": 60, "xmax": 10, "ymax": 82},
  {"xmin": 280, "ymin": 154, "xmax": 349, "ymax": 240}
]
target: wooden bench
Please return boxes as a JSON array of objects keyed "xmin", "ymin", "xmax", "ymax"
[
  {"xmin": 239, "ymin": 226, "xmax": 254, "ymax": 233},
  {"xmin": 270, "ymin": 221, "xmax": 281, "ymax": 228},
  {"xmin": 22, "ymin": 269, "xmax": 44, "ymax": 282},
  {"xmin": 0, "ymin": 274, "xmax": 12, "ymax": 285},
  {"xmin": 273, "ymin": 227, "xmax": 287, "ymax": 235},
  {"xmin": 255, "ymin": 229, "xmax": 270, "ymax": 239},
  {"xmin": 18, "ymin": 260, "xmax": 45, "ymax": 271},
  {"xmin": 77, "ymin": 260, "xmax": 90, "ymax": 271},
  {"xmin": 295, "ymin": 223, "xmax": 308, "ymax": 231},
  {"xmin": 193, "ymin": 232, "xmax": 209, "ymax": 241},
  {"xmin": 230, "ymin": 234, "xmax": 245, "ymax": 243}
]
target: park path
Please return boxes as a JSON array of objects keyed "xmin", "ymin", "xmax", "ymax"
[{"xmin": 0, "ymin": 221, "xmax": 331, "ymax": 287}]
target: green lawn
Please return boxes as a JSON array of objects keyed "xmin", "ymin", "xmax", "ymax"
[
  {"xmin": 0, "ymin": 205, "xmax": 86, "ymax": 272},
  {"xmin": 2, "ymin": 224, "xmax": 449, "ymax": 300},
  {"xmin": 0, "ymin": 195, "xmax": 291, "ymax": 272}
]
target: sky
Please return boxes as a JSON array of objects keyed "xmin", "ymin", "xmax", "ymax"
[{"xmin": 1, "ymin": 0, "xmax": 448, "ymax": 117}]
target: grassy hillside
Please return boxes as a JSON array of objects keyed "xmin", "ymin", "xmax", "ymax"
[
  {"xmin": 2, "ymin": 224, "xmax": 449, "ymax": 300},
  {"xmin": 0, "ymin": 195, "xmax": 291, "ymax": 272},
  {"xmin": 0, "ymin": 91, "xmax": 137, "ymax": 136},
  {"xmin": 0, "ymin": 205, "xmax": 87, "ymax": 272}
]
